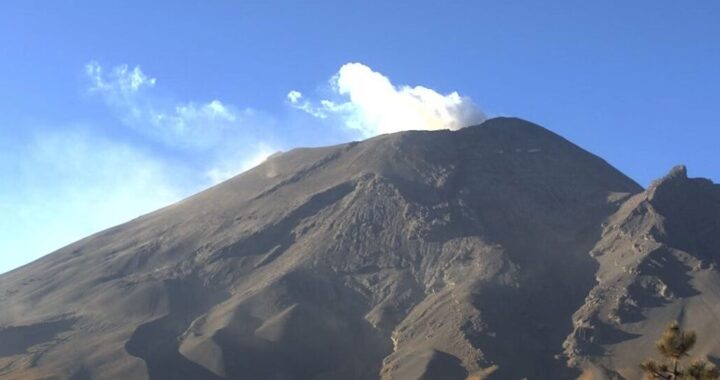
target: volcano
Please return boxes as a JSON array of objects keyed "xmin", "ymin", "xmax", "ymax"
[{"xmin": 1, "ymin": 117, "xmax": 719, "ymax": 380}]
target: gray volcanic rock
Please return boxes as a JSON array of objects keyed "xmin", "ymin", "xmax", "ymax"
[{"xmin": 0, "ymin": 117, "xmax": 717, "ymax": 380}]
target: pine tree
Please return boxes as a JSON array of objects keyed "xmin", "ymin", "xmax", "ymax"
[{"xmin": 640, "ymin": 321, "xmax": 720, "ymax": 379}]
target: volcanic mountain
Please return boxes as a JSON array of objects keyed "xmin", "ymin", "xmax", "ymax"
[{"xmin": 1, "ymin": 117, "xmax": 719, "ymax": 380}]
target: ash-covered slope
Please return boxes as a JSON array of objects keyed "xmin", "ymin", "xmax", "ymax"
[{"xmin": 0, "ymin": 117, "xmax": 715, "ymax": 380}]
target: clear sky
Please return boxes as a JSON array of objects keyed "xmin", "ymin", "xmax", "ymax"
[{"xmin": 1, "ymin": 0, "xmax": 718, "ymax": 274}]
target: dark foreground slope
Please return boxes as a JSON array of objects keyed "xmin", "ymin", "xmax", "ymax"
[{"xmin": 0, "ymin": 118, "xmax": 717, "ymax": 380}]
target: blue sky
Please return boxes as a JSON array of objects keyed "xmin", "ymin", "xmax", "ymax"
[{"xmin": 1, "ymin": 1, "xmax": 718, "ymax": 274}]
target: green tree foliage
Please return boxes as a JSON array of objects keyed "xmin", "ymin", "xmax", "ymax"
[{"xmin": 640, "ymin": 321, "xmax": 720, "ymax": 379}]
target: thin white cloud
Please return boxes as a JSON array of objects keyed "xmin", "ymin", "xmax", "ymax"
[
  {"xmin": 86, "ymin": 61, "xmax": 157, "ymax": 94},
  {"xmin": 286, "ymin": 90, "xmax": 329, "ymax": 119},
  {"xmin": 289, "ymin": 62, "xmax": 486, "ymax": 137},
  {"xmin": 0, "ymin": 122, "xmax": 277, "ymax": 274},
  {"xmin": 0, "ymin": 130, "xmax": 188, "ymax": 274},
  {"xmin": 84, "ymin": 61, "xmax": 281, "ymax": 182},
  {"xmin": 84, "ymin": 60, "xmax": 282, "ymax": 178},
  {"xmin": 150, "ymin": 99, "xmax": 239, "ymax": 139},
  {"xmin": 85, "ymin": 61, "xmax": 241, "ymax": 148}
]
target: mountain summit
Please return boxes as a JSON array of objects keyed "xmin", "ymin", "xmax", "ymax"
[{"xmin": 1, "ymin": 118, "xmax": 718, "ymax": 380}]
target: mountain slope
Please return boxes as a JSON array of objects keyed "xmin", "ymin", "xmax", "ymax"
[{"xmin": 0, "ymin": 117, "xmax": 716, "ymax": 380}]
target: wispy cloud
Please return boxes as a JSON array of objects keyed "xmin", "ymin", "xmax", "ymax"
[
  {"xmin": 85, "ymin": 61, "xmax": 157, "ymax": 95},
  {"xmin": 85, "ymin": 61, "xmax": 245, "ymax": 148},
  {"xmin": 288, "ymin": 62, "xmax": 485, "ymax": 137},
  {"xmin": 0, "ymin": 129, "xmax": 187, "ymax": 273},
  {"xmin": 84, "ymin": 60, "xmax": 277, "ymax": 182}
]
